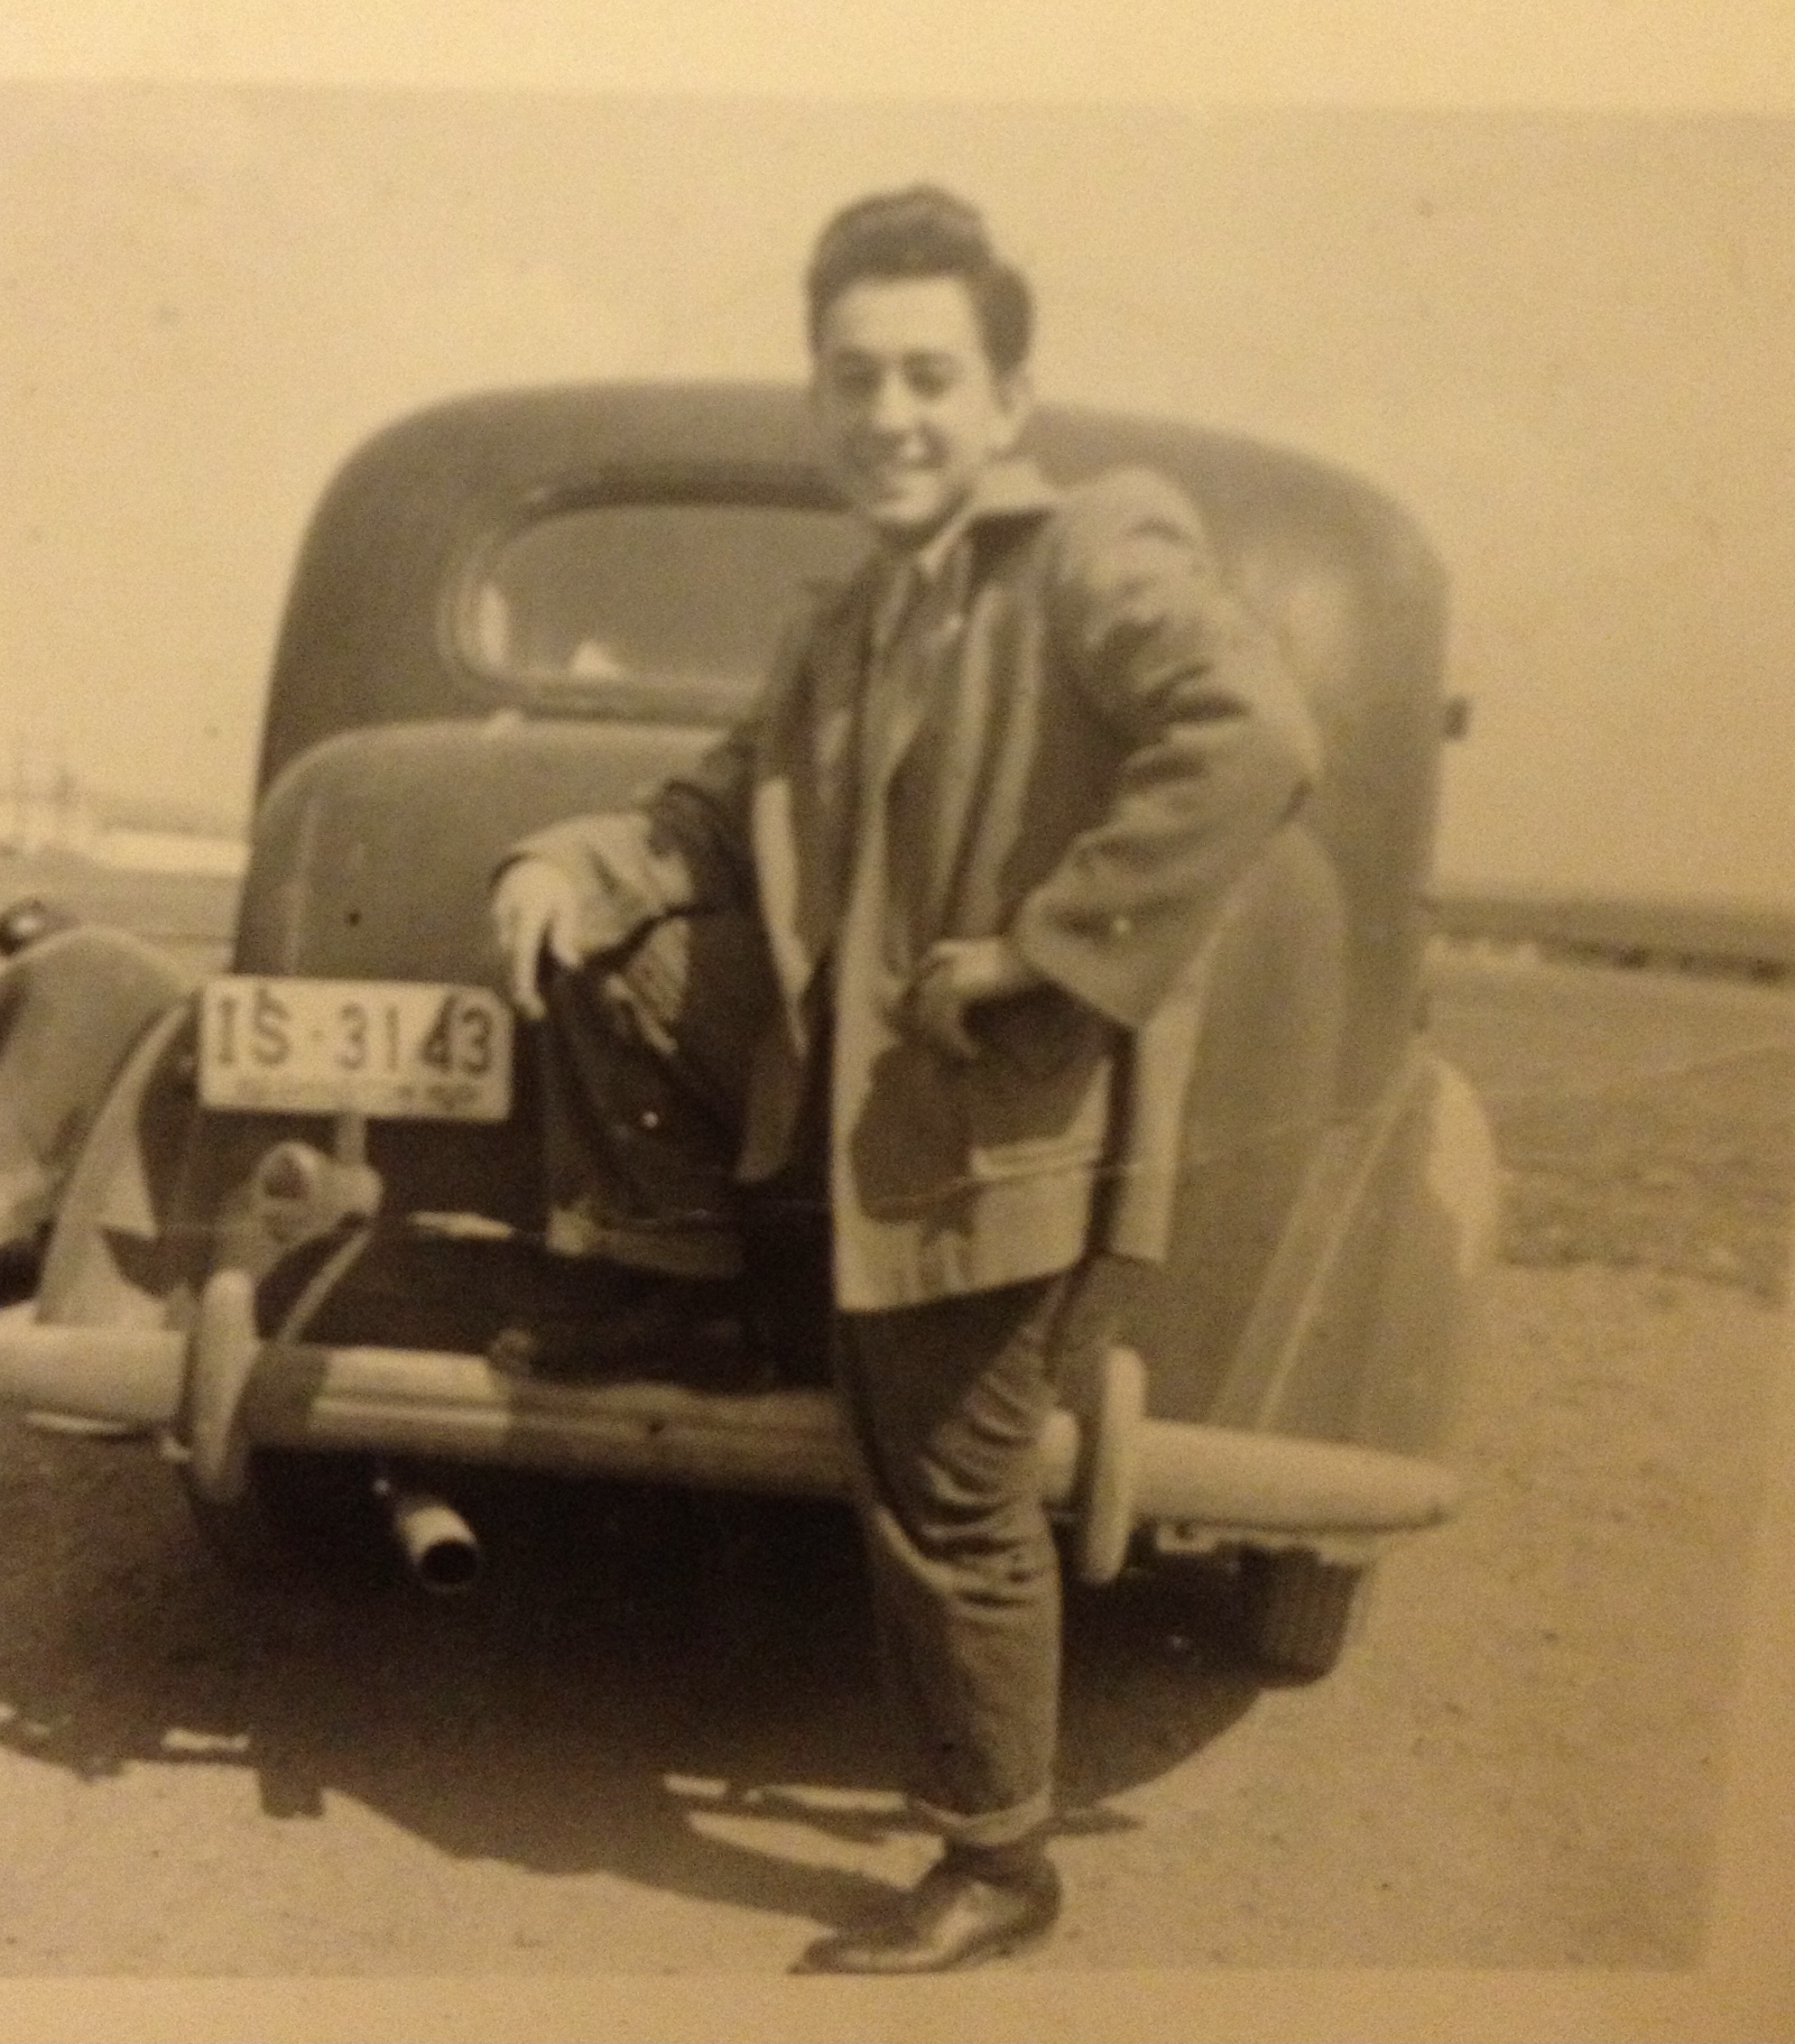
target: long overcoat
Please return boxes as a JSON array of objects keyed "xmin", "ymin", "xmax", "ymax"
[{"xmin": 520, "ymin": 456, "xmax": 1320, "ymax": 1312}]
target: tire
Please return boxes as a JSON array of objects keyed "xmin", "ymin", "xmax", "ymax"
[
  {"xmin": 1236, "ymin": 1549, "xmax": 1373, "ymax": 1683},
  {"xmin": 182, "ymin": 1447, "xmax": 390, "ymax": 1587}
]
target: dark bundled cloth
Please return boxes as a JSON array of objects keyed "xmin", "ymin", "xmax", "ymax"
[
  {"xmin": 533, "ymin": 903, "xmax": 775, "ymax": 1280},
  {"xmin": 530, "ymin": 902, "xmax": 834, "ymax": 1380}
]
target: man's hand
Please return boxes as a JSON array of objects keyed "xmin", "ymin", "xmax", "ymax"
[
  {"xmin": 905, "ymin": 937, "xmax": 1045, "ymax": 1061},
  {"xmin": 491, "ymin": 857, "xmax": 584, "ymax": 1020}
]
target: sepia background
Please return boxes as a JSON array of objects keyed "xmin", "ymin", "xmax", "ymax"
[{"xmin": 1, "ymin": 89, "xmax": 1790, "ymax": 922}]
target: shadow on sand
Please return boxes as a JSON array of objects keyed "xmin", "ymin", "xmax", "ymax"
[{"xmin": 0, "ymin": 1427, "xmax": 1266, "ymax": 1938}]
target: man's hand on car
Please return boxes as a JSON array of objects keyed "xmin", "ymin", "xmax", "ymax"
[{"xmin": 491, "ymin": 857, "xmax": 584, "ymax": 1019}]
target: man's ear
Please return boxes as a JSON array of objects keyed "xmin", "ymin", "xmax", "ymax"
[{"xmin": 993, "ymin": 367, "xmax": 1034, "ymax": 451}]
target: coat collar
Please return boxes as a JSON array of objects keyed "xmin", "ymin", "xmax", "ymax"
[{"xmin": 868, "ymin": 455, "xmax": 1060, "ymax": 587}]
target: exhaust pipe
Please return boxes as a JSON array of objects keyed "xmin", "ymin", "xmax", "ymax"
[{"xmin": 379, "ymin": 1481, "xmax": 483, "ymax": 1594}]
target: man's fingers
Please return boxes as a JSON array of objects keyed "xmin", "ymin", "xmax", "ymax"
[
  {"xmin": 493, "ymin": 894, "xmax": 545, "ymax": 1017},
  {"xmin": 911, "ymin": 972, "xmax": 982, "ymax": 1061},
  {"xmin": 505, "ymin": 914, "xmax": 547, "ymax": 1019},
  {"xmin": 545, "ymin": 902, "xmax": 585, "ymax": 972},
  {"xmin": 939, "ymin": 1013, "xmax": 982, "ymax": 1060},
  {"xmin": 493, "ymin": 862, "xmax": 584, "ymax": 1018}
]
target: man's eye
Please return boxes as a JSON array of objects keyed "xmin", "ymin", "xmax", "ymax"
[
  {"xmin": 829, "ymin": 364, "xmax": 880, "ymax": 402},
  {"xmin": 905, "ymin": 363, "xmax": 958, "ymax": 399}
]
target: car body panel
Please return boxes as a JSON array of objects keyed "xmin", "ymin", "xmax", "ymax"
[{"xmin": 0, "ymin": 929, "xmax": 191, "ymax": 1264}]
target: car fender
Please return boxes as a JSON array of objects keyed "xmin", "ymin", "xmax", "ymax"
[
  {"xmin": 0, "ymin": 927, "xmax": 191, "ymax": 1258},
  {"xmin": 36, "ymin": 996, "xmax": 201, "ymax": 1331},
  {"xmin": 1205, "ymin": 1045, "xmax": 1498, "ymax": 1458}
]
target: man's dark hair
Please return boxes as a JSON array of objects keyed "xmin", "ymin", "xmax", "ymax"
[{"xmin": 805, "ymin": 186, "xmax": 1033, "ymax": 374}]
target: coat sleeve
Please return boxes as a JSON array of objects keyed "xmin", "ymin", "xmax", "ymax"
[
  {"xmin": 1007, "ymin": 467, "xmax": 1322, "ymax": 1030},
  {"xmin": 504, "ymin": 717, "xmax": 760, "ymax": 962},
  {"xmin": 504, "ymin": 620, "xmax": 803, "ymax": 960}
]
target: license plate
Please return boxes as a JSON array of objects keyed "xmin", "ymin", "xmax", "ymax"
[{"xmin": 198, "ymin": 977, "xmax": 514, "ymax": 1122}]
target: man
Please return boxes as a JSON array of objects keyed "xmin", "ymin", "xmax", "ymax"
[{"xmin": 493, "ymin": 187, "xmax": 1319, "ymax": 1972}]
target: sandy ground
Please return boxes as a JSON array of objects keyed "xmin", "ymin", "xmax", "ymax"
[
  {"xmin": 0, "ymin": 952, "xmax": 1788, "ymax": 2032},
  {"xmin": 0, "ymin": 1265, "xmax": 1782, "ymax": 1979}
]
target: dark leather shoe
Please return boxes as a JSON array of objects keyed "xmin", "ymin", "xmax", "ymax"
[{"xmin": 794, "ymin": 1857, "xmax": 1061, "ymax": 1975}]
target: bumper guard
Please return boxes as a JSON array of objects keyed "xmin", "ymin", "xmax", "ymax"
[{"xmin": 1, "ymin": 1282, "xmax": 1460, "ymax": 1584}]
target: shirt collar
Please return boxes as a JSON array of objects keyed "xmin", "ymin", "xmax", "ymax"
[{"xmin": 876, "ymin": 455, "xmax": 1059, "ymax": 588}]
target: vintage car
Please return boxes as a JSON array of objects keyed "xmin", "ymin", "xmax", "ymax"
[{"xmin": 0, "ymin": 384, "xmax": 1496, "ymax": 1679}]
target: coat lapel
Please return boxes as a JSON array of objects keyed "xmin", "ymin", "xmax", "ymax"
[
  {"xmin": 750, "ymin": 567, "xmax": 876, "ymax": 1016},
  {"xmin": 749, "ymin": 457, "xmax": 1059, "ymax": 1019},
  {"xmin": 865, "ymin": 457, "xmax": 1060, "ymax": 864}
]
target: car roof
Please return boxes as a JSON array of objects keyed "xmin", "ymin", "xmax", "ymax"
[
  {"xmin": 261, "ymin": 379, "xmax": 1440, "ymax": 792},
  {"xmin": 308, "ymin": 378, "xmax": 1408, "ymax": 523}
]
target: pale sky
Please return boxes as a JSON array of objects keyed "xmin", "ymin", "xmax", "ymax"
[{"xmin": 2, "ymin": 87, "xmax": 1790, "ymax": 908}]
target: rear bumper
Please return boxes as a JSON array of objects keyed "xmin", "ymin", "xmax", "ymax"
[{"xmin": 0, "ymin": 1294, "xmax": 1459, "ymax": 1571}]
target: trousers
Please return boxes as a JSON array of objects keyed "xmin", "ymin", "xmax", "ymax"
[
  {"xmin": 834, "ymin": 1275, "xmax": 1074, "ymax": 1846},
  {"xmin": 532, "ymin": 911, "xmax": 773, "ymax": 1279}
]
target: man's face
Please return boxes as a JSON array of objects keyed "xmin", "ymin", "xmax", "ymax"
[{"xmin": 810, "ymin": 274, "xmax": 1031, "ymax": 546}]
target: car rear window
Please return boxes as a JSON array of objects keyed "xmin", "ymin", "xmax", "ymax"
[{"xmin": 458, "ymin": 502, "xmax": 867, "ymax": 720}]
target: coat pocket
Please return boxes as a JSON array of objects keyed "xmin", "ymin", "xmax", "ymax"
[
  {"xmin": 968, "ymin": 983, "xmax": 1110, "ymax": 1078},
  {"xmin": 958, "ymin": 1006, "xmax": 1115, "ymax": 1186}
]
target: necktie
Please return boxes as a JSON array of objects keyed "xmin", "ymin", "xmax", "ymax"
[{"xmin": 860, "ymin": 554, "xmax": 921, "ymax": 796}]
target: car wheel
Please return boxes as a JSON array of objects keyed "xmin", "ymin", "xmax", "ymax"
[
  {"xmin": 182, "ymin": 1447, "xmax": 390, "ymax": 1586},
  {"xmin": 1235, "ymin": 1549, "xmax": 1373, "ymax": 1682}
]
